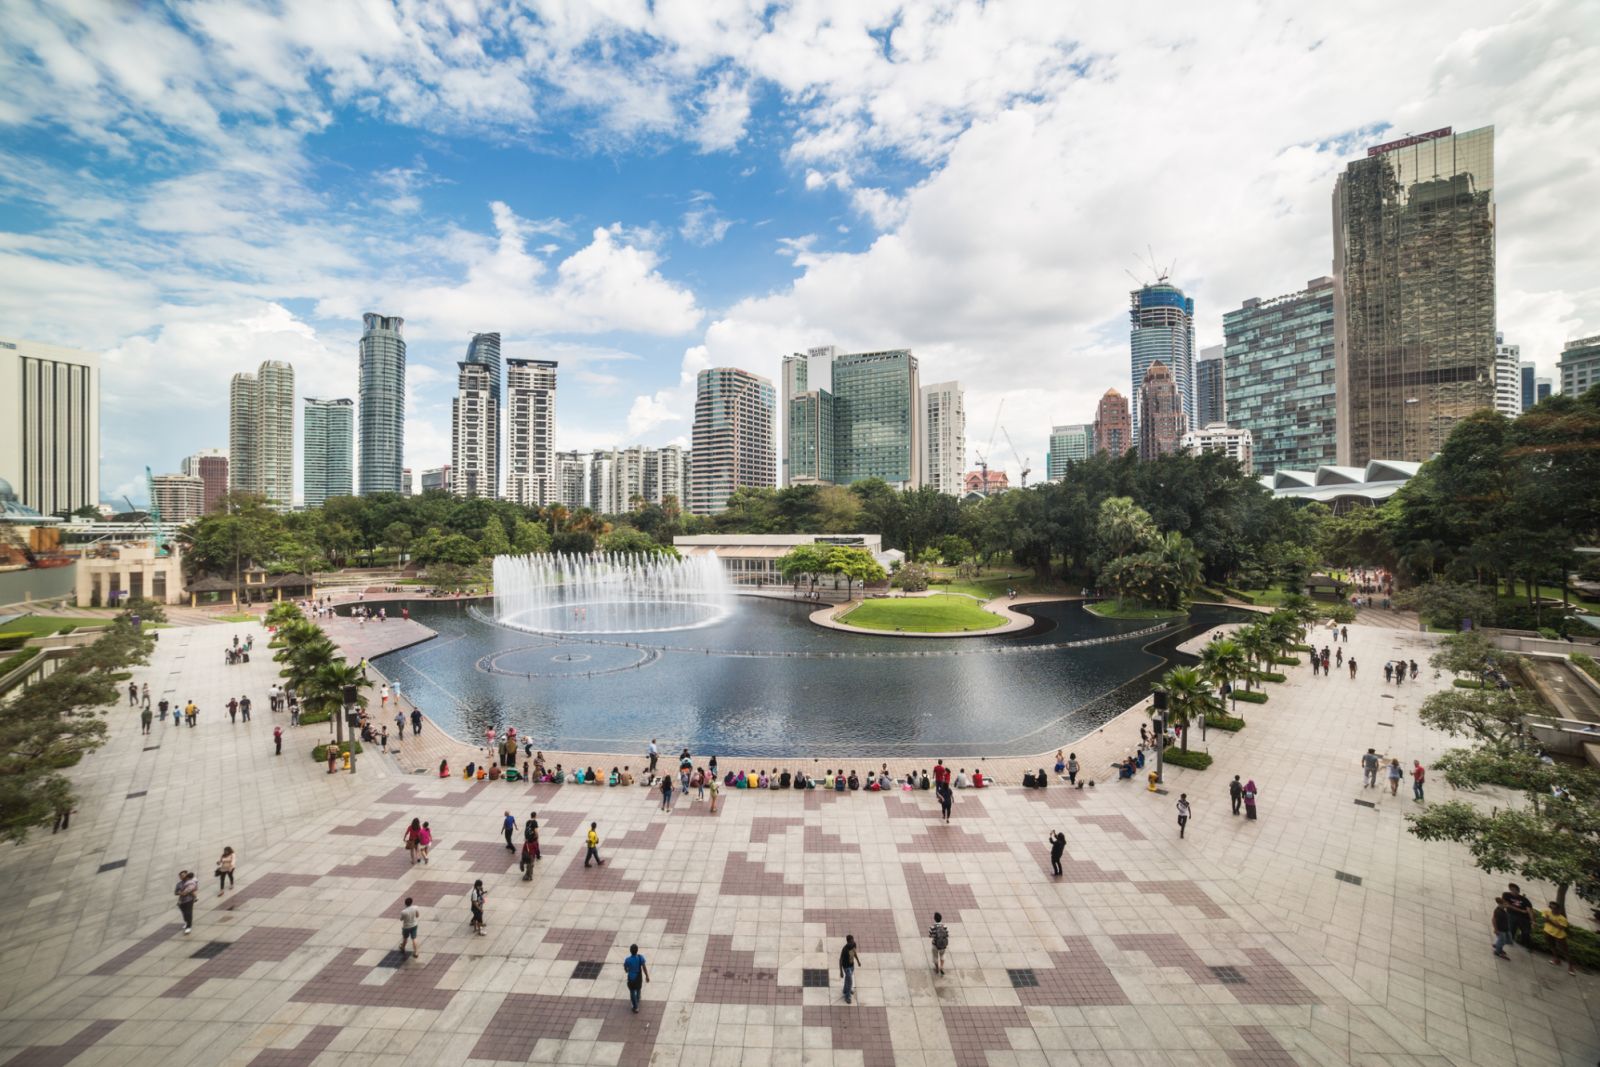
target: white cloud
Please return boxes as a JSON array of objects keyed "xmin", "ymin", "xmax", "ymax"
[{"xmin": 679, "ymin": 192, "xmax": 734, "ymax": 246}]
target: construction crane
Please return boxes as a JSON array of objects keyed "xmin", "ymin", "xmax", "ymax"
[
  {"xmin": 1001, "ymin": 426, "xmax": 1031, "ymax": 489},
  {"xmin": 144, "ymin": 466, "xmax": 168, "ymax": 556},
  {"xmin": 972, "ymin": 398, "xmax": 1005, "ymax": 496}
]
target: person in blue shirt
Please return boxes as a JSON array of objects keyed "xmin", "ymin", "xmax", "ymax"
[{"xmin": 622, "ymin": 944, "xmax": 650, "ymax": 1012}]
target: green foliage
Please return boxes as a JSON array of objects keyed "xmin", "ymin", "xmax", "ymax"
[
  {"xmin": 1259, "ymin": 671, "xmax": 1288, "ymax": 683},
  {"xmin": 892, "ymin": 562, "xmax": 932, "ymax": 592},
  {"xmin": 1160, "ymin": 748, "xmax": 1213, "ymax": 770},
  {"xmin": 1203, "ymin": 713, "xmax": 1247, "ymax": 731},
  {"xmin": 1324, "ymin": 603, "xmax": 1357, "ymax": 625},
  {"xmin": 264, "ymin": 601, "xmax": 305, "ymax": 628},
  {"xmin": 1573, "ymin": 653, "xmax": 1600, "ymax": 683},
  {"xmin": 1430, "ymin": 631, "xmax": 1514, "ymax": 681},
  {"xmin": 512, "ymin": 518, "xmax": 551, "ymax": 554},
  {"xmin": 1086, "ymin": 600, "xmax": 1183, "ymax": 619},
  {"xmin": 1453, "ymin": 678, "xmax": 1490, "ymax": 689},
  {"xmin": 0, "ymin": 633, "xmax": 28, "ymax": 651},
  {"xmin": 598, "ymin": 526, "xmax": 677, "ymax": 557},
  {"xmin": 551, "ymin": 530, "xmax": 597, "ymax": 555},
  {"xmin": 775, "ymin": 544, "xmax": 886, "ymax": 595},
  {"xmin": 1417, "ymin": 688, "xmax": 1539, "ymax": 743},
  {"xmin": 1273, "ymin": 655, "xmax": 1300, "ymax": 665},
  {"xmin": 1232, "ymin": 690, "xmax": 1268, "ymax": 704},
  {"xmin": 0, "ymin": 648, "xmax": 41, "ymax": 676},
  {"xmin": 298, "ymin": 707, "xmax": 331, "ymax": 725},
  {"xmin": 937, "ymin": 535, "xmax": 973, "ymax": 565},
  {"xmin": 480, "ymin": 517, "xmax": 511, "ymax": 557},
  {"xmin": 312, "ymin": 740, "xmax": 365, "ymax": 762},
  {"xmin": 838, "ymin": 595, "xmax": 1005, "ymax": 633},
  {"xmin": 1153, "ymin": 665, "xmax": 1218, "ymax": 751}
]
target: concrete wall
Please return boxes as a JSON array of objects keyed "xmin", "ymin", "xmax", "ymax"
[{"xmin": 0, "ymin": 563, "xmax": 77, "ymax": 609}]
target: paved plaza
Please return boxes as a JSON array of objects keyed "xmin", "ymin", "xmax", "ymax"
[{"xmin": 0, "ymin": 614, "xmax": 1597, "ymax": 1066}]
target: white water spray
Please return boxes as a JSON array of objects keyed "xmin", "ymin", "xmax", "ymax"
[{"xmin": 493, "ymin": 552, "xmax": 733, "ymax": 634}]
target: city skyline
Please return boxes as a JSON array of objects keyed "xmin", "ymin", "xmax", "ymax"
[{"xmin": 2, "ymin": 5, "xmax": 1596, "ymax": 506}]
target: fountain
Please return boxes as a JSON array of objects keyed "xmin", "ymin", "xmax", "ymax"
[{"xmin": 493, "ymin": 552, "xmax": 734, "ymax": 634}]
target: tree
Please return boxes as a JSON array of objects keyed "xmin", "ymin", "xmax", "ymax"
[
  {"xmin": 1416, "ymin": 687, "xmax": 1543, "ymax": 745},
  {"xmin": 893, "ymin": 562, "xmax": 932, "ymax": 592},
  {"xmin": 300, "ymin": 660, "xmax": 370, "ymax": 754},
  {"xmin": 599, "ymin": 526, "xmax": 676, "ymax": 557},
  {"xmin": 512, "ymin": 518, "xmax": 552, "ymax": 554},
  {"xmin": 938, "ymin": 535, "xmax": 973, "ymax": 566},
  {"xmin": 413, "ymin": 533, "xmax": 481, "ymax": 567},
  {"xmin": 1234, "ymin": 624, "xmax": 1276, "ymax": 691},
  {"xmin": 1395, "ymin": 581, "xmax": 1497, "ymax": 631},
  {"xmin": 1198, "ymin": 637, "xmax": 1249, "ymax": 712},
  {"xmin": 1154, "ymin": 666, "xmax": 1217, "ymax": 752},
  {"xmin": 551, "ymin": 530, "xmax": 596, "ymax": 555},
  {"xmin": 1429, "ymin": 631, "xmax": 1515, "ymax": 684},
  {"xmin": 178, "ymin": 493, "xmax": 283, "ymax": 585},
  {"xmin": 480, "ymin": 518, "xmax": 511, "ymax": 559},
  {"xmin": 777, "ymin": 544, "xmax": 838, "ymax": 585},
  {"xmin": 1095, "ymin": 496, "xmax": 1157, "ymax": 561},
  {"xmin": 827, "ymin": 546, "xmax": 887, "ymax": 598},
  {"xmin": 384, "ymin": 521, "xmax": 413, "ymax": 562}
]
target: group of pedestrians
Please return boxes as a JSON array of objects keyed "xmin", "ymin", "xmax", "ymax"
[
  {"xmin": 171, "ymin": 846, "xmax": 238, "ymax": 935},
  {"xmin": 1360, "ymin": 748, "xmax": 1426, "ymax": 800},
  {"xmin": 1490, "ymin": 884, "xmax": 1575, "ymax": 974}
]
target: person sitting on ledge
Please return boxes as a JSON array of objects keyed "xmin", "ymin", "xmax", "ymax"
[
  {"xmin": 779, "ymin": 770, "xmax": 792, "ymax": 789},
  {"xmin": 954, "ymin": 769, "xmax": 970, "ymax": 788},
  {"xmin": 552, "ymin": 764, "xmax": 565, "ymax": 783},
  {"xmin": 463, "ymin": 762, "xmax": 476, "ymax": 780},
  {"xmin": 835, "ymin": 772, "xmax": 847, "ymax": 792},
  {"xmin": 866, "ymin": 773, "xmax": 881, "ymax": 792},
  {"xmin": 587, "ymin": 766, "xmax": 601, "ymax": 784},
  {"xmin": 534, "ymin": 752, "xmax": 547, "ymax": 777},
  {"xmin": 620, "ymin": 766, "xmax": 634, "ymax": 786},
  {"xmin": 476, "ymin": 765, "xmax": 488, "ymax": 781},
  {"xmin": 823, "ymin": 769, "xmax": 835, "ymax": 790},
  {"xmin": 439, "ymin": 759, "xmax": 450, "ymax": 778},
  {"xmin": 505, "ymin": 764, "xmax": 521, "ymax": 782},
  {"xmin": 488, "ymin": 763, "xmax": 502, "ymax": 781},
  {"xmin": 920, "ymin": 770, "xmax": 932, "ymax": 790},
  {"xmin": 847, "ymin": 770, "xmax": 860, "ymax": 791},
  {"xmin": 972, "ymin": 768, "xmax": 986, "ymax": 788},
  {"xmin": 1116, "ymin": 757, "xmax": 1136, "ymax": 780},
  {"xmin": 608, "ymin": 767, "xmax": 620, "ymax": 786},
  {"xmin": 757, "ymin": 770, "xmax": 770, "ymax": 789}
]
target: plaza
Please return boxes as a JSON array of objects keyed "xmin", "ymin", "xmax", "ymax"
[{"xmin": 0, "ymin": 606, "xmax": 1596, "ymax": 1067}]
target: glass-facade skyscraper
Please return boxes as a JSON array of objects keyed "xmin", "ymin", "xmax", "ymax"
[
  {"xmin": 779, "ymin": 347, "xmax": 923, "ymax": 490},
  {"xmin": 1129, "ymin": 283, "xmax": 1196, "ymax": 440},
  {"xmin": 303, "ymin": 397, "xmax": 354, "ymax": 507},
  {"xmin": 1046, "ymin": 424, "xmax": 1090, "ymax": 480},
  {"xmin": 358, "ymin": 313, "xmax": 406, "ymax": 495},
  {"xmin": 1560, "ymin": 336, "xmax": 1600, "ymax": 398},
  {"xmin": 1223, "ymin": 277, "xmax": 1338, "ymax": 475},
  {"xmin": 464, "ymin": 332, "xmax": 502, "ymax": 491},
  {"xmin": 1333, "ymin": 125, "xmax": 1495, "ymax": 464},
  {"xmin": 1195, "ymin": 346, "xmax": 1225, "ymax": 426}
]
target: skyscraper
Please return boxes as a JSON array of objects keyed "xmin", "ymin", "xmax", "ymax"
[
  {"xmin": 1519, "ymin": 361, "xmax": 1539, "ymax": 411},
  {"xmin": 588, "ymin": 451, "xmax": 613, "ymax": 514},
  {"xmin": 451, "ymin": 361, "xmax": 497, "ymax": 498},
  {"xmin": 1093, "ymin": 389, "xmax": 1131, "ymax": 456},
  {"xmin": 780, "ymin": 346, "xmax": 835, "ymax": 486},
  {"xmin": 1493, "ymin": 333, "xmax": 1521, "ymax": 418},
  {"xmin": 464, "ymin": 333, "xmax": 502, "ymax": 493},
  {"xmin": 303, "ymin": 397, "xmax": 354, "ymax": 507},
  {"xmin": 1129, "ymin": 283, "xmax": 1196, "ymax": 439},
  {"xmin": 786, "ymin": 390, "xmax": 834, "ymax": 485},
  {"xmin": 1138, "ymin": 362, "xmax": 1184, "ymax": 460},
  {"xmin": 227, "ymin": 360, "xmax": 294, "ymax": 508},
  {"xmin": 554, "ymin": 451, "xmax": 587, "ymax": 509},
  {"xmin": 1223, "ymin": 278, "xmax": 1338, "ymax": 475},
  {"xmin": 690, "ymin": 367, "xmax": 775, "ymax": 514},
  {"xmin": 0, "ymin": 337, "xmax": 100, "ymax": 518},
  {"xmin": 829, "ymin": 349, "xmax": 921, "ymax": 488},
  {"xmin": 1045, "ymin": 424, "xmax": 1090, "ymax": 480},
  {"xmin": 1195, "ymin": 345, "xmax": 1225, "ymax": 427},
  {"xmin": 180, "ymin": 448, "xmax": 229, "ymax": 514},
  {"xmin": 919, "ymin": 380, "xmax": 965, "ymax": 496},
  {"xmin": 149, "ymin": 473, "xmax": 205, "ymax": 524},
  {"xmin": 402, "ymin": 468, "xmax": 413, "ymax": 496},
  {"xmin": 1559, "ymin": 336, "xmax": 1600, "ymax": 397},
  {"xmin": 505, "ymin": 359, "xmax": 557, "ymax": 507},
  {"xmin": 1333, "ymin": 125, "xmax": 1495, "ymax": 464},
  {"xmin": 358, "ymin": 313, "xmax": 406, "ymax": 495}
]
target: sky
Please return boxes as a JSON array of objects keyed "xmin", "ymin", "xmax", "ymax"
[{"xmin": 1, "ymin": 0, "xmax": 1597, "ymax": 506}]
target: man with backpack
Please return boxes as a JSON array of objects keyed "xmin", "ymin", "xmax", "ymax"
[
  {"xmin": 622, "ymin": 944, "xmax": 650, "ymax": 1012},
  {"xmin": 839, "ymin": 935, "xmax": 860, "ymax": 1004},
  {"xmin": 928, "ymin": 912, "xmax": 949, "ymax": 975}
]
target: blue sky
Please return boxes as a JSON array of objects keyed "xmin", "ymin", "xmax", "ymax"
[{"xmin": 1, "ymin": 0, "xmax": 1596, "ymax": 505}]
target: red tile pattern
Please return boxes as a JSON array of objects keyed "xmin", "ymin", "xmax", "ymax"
[
  {"xmin": 373, "ymin": 782, "xmax": 481, "ymax": 808},
  {"xmin": 718, "ymin": 851, "xmax": 803, "ymax": 897},
  {"xmin": 802, "ymin": 825, "xmax": 859, "ymax": 854},
  {"xmin": 941, "ymin": 1005, "xmax": 1032, "ymax": 1067},
  {"xmin": 164, "ymin": 926, "xmax": 314, "ymax": 998},
  {"xmin": 325, "ymin": 847, "xmax": 415, "ymax": 880},
  {"xmin": 1136, "ymin": 879, "xmax": 1228, "ymax": 918},
  {"xmin": 542, "ymin": 927, "xmax": 618, "ymax": 961},
  {"xmin": 445, "ymin": 839, "xmax": 520, "ymax": 873},
  {"xmin": 1016, "ymin": 937, "xmax": 1130, "ymax": 1006},
  {"xmin": 89, "ymin": 926, "xmax": 179, "ymax": 976},
  {"xmin": 629, "ymin": 890, "xmax": 698, "ymax": 934},
  {"xmin": 468, "ymin": 993, "xmax": 663, "ymax": 1066},
  {"xmin": 802, "ymin": 908, "xmax": 898, "ymax": 953},
  {"xmin": 1022, "ymin": 785, "xmax": 1091, "ymax": 808},
  {"xmin": 903, "ymin": 823, "xmax": 1010, "ymax": 853},
  {"xmin": 221, "ymin": 872, "xmax": 320, "ymax": 911},
  {"xmin": 901, "ymin": 864, "xmax": 979, "ymax": 924},
  {"xmin": 695, "ymin": 934, "xmax": 802, "ymax": 1005},
  {"xmin": 1111, "ymin": 934, "xmax": 1319, "ymax": 1005},
  {"xmin": 748, "ymin": 816, "xmax": 803, "ymax": 843},
  {"xmin": 0, "ymin": 1019, "xmax": 120, "ymax": 1067},
  {"xmin": 384, "ymin": 879, "xmax": 465, "ymax": 914},
  {"xmin": 803, "ymin": 1004, "xmax": 895, "ymax": 1067},
  {"xmin": 1076, "ymin": 813, "xmax": 1146, "ymax": 840},
  {"xmin": 246, "ymin": 1024, "xmax": 343, "ymax": 1067},
  {"xmin": 289, "ymin": 949, "xmax": 461, "ymax": 1010},
  {"xmin": 328, "ymin": 813, "xmax": 402, "ymax": 836},
  {"xmin": 1229, "ymin": 1024, "xmax": 1302, "ymax": 1065}
]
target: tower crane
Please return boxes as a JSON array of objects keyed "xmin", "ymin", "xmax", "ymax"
[
  {"xmin": 1001, "ymin": 426, "xmax": 1031, "ymax": 489},
  {"xmin": 972, "ymin": 398, "xmax": 1005, "ymax": 497}
]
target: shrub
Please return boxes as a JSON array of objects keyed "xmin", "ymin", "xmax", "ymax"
[
  {"xmin": 1260, "ymin": 671, "xmax": 1288, "ymax": 683},
  {"xmin": 311, "ymin": 740, "xmax": 364, "ymax": 762},
  {"xmin": 1533, "ymin": 911, "xmax": 1600, "ymax": 968},
  {"xmin": 1203, "ymin": 714, "xmax": 1247, "ymax": 732},
  {"xmin": 0, "ymin": 648, "xmax": 41, "ymax": 676},
  {"xmin": 1538, "ymin": 627, "xmax": 1560, "ymax": 640},
  {"xmin": 1273, "ymin": 655, "xmax": 1300, "ymax": 665},
  {"xmin": 1289, "ymin": 643, "xmax": 1314, "ymax": 653},
  {"xmin": 1233, "ymin": 690, "xmax": 1269, "ymax": 704},
  {"xmin": 1453, "ymin": 679, "xmax": 1491, "ymax": 690},
  {"xmin": 1574, "ymin": 653, "xmax": 1600, "ymax": 683},
  {"xmin": 298, "ymin": 707, "xmax": 332, "ymax": 725},
  {"xmin": 1161, "ymin": 748, "xmax": 1213, "ymax": 770},
  {"xmin": 0, "ymin": 633, "xmax": 29, "ymax": 651},
  {"xmin": 55, "ymin": 624, "xmax": 76, "ymax": 635}
]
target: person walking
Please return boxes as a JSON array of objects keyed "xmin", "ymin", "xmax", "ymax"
[
  {"xmin": 1047, "ymin": 831, "xmax": 1065, "ymax": 876},
  {"xmin": 1386, "ymin": 758, "xmax": 1403, "ymax": 796},
  {"xmin": 1504, "ymin": 884, "xmax": 1535, "ymax": 951},
  {"xmin": 399, "ymin": 897, "xmax": 421, "ymax": 960},
  {"xmin": 239, "ymin": 695, "xmax": 250, "ymax": 722},
  {"xmin": 1229, "ymin": 775, "xmax": 1243, "ymax": 816},
  {"xmin": 140, "ymin": 704, "xmax": 153, "ymax": 735},
  {"xmin": 216, "ymin": 846, "xmax": 236, "ymax": 895},
  {"xmin": 520, "ymin": 836, "xmax": 537, "ymax": 880},
  {"xmin": 1242, "ymin": 780, "xmax": 1258, "ymax": 820},
  {"xmin": 379, "ymin": 725, "xmax": 388, "ymax": 753},
  {"xmin": 141, "ymin": 683, "xmax": 151, "ymax": 708},
  {"xmin": 419, "ymin": 822, "xmax": 432, "ymax": 864},
  {"xmin": 273, "ymin": 724, "xmax": 282, "ymax": 756},
  {"xmin": 403, "ymin": 817, "xmax": 423, "ymax": 865},
  {"xmin": 585, "ymin": 822, "xmax": 603, "ymax": 867},
  {"xmin": 937, "ymin": 780, "xmax": 953, "ymax": 823},
  {"xmin": 839, "ymin": 934, "xmax": 860, "ymax": 1004},
  {"xmin": 1066, "ymin": 753, "xmax": 1079, "ymax": 786},
  {"xmin": 411, "ymin": 707, "xmax": 422, "ymax": 736},
  {"xmin": 1411, "ymin": 761, "xmax": 1425, "ymax": 801},
  {"xmin": 174, "ymin": 869, "xmax": 199, "ymax": 935},
  {"xmin": 659, "ymin": 775, "xmax": 674, "ymax": 811},
  {"xmin": 1176, "ymin": 794, "xmax": 1191, "ymax": 839},
  {"xmin": 928, "ymin": 912, "xmax": 950, "ymax": 975},
  {"xmin": 623, "ymin": 944, "xmax": 650, "ymax": 1012},
  {"xmin": 707, "ymin": 773, "xmax": 719, "ymax": 814},
  {"xmin": 128, "ymin": 682, "xmax": 139, "ymax": 707},
  {"xmin": 1491, "ymin": 896, "xmax": 1512, "ymax": 960},
  {"xmin": 227, "ymin": 697, "xmax": 238, "ymax": 724},
  {"xmin": 647, "ymin": 738, "xmax": 658, "ymax": 776},
  {"xmin": 502, "ymin": 811, "xmax": 517, "ymax": 851},
  {"xmin": 1348, "ymin": 657, "xmax": 1357, "ymax": 679},
  {"xmin": 469, "ymin": 880, "xmax": 487, "ymax": 935},
  {"xmin": 1543, "ymin": 902, "xmax": 1575, "ymax": 973},
  {"xmin": 1361, "ymin": 749, "xmax": 1380, "ymax": 789}
]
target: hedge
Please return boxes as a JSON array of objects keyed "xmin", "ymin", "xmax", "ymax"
[
  {"xmin": 0, "ymin": 648, "xmax": 41, "ymax": 677},
  {"xmin": 1273, "ymin": 655, "xmax": 1300, "ymax": 666},
  {"xmin": 1161, "ymin": 748, "xmax": 1213, "ymax": 770},
  {"xmin": 55, "ymin": 624, "xmax": 77, "ymax": 635},
  {"xmin": 1532, "ymin": 911, "xmax": 1600, "ymax": 969},
  {"xmin": 1289, "ymin": 643, "xmax": 1314, "ymax": 653},
  {"xmin": 1453, "ymin": 679, "xmax": 1491, "ymax": 690},
  {"xmin": 312, "ymin": 740, "xmax": 364, "ymax": 762},
  {"xmin": 1233, "ymin": 690, "xmax": 1269, "ymax": 704},
  {"xmin": 1204, "ymin": 714, "xmax": 1247, "ymax": 732},
  {"xmin": 1570, "ymin": 653, "xmax": 1599, "ymax": 684},
  {"xmin": 1260, "ymin": 671, "xmax": 1288, "ymax": 683},
  {"xmin": 0, "ymin": 633, "xmax": 30, "ymax": 651}
]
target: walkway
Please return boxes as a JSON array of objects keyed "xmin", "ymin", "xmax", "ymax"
[{"xmin": 0, "ymin": 617, "xmax": 1594, "ymax": 1067}]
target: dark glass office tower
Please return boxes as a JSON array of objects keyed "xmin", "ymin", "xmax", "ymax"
[
  {"xmin": 358, "ymin": 313, "xmax": 406, "ymax": 495},
  {"xmin": 1333, "ymin": 126, "xmax": 1495, "ymax": 464}
]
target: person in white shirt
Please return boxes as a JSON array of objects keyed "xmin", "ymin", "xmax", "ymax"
[
  {"xmin": 399, "ymin": 897, "xmax": 421, "ymax": 959},
  {"xmin": 954, "ymin": 770, "xmax": 970, "ymax": 788}
]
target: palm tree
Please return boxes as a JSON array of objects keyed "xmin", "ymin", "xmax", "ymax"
[
  {"xmin": 1156, "ymin": 666, "xmax": 1217, "ymax": 751},
  {"xmin": 1235, "ymin": 624, "xmax": 1275, "ymax": 691},
  {"xmin": 301, "ymin": 660, "xmax": 370, "ymax": 752},
  {"xmin": 1198, "ymin": 637, "xmax": 1249, "ymax": 712}
]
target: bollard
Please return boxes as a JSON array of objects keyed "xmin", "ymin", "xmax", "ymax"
[{"xmin": 1147, "ymin": 770, "xmax": 1159, "ymax": 792}]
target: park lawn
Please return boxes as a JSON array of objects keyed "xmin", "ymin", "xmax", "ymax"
[
  {"xmin": 214, "ymin": 612, "xmax": 258, "ymax": 623},
  {"xmin": 1085, "ymin": 599, "xmax": 1186, "ymax": 620},
  {"xmin": 838, "ymin": 594, "xmax": 1007, "ymax": 633},
  {"xmin": 0, "ymin": 615, "xmax": 98, "ymax": 636}
]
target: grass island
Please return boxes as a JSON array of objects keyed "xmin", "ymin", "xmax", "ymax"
[
  {"xmin": 1084, "ymin": 599, "xmax": 1187, "ymax": 621},
  {"xmin": 835, "ymin": 593, "xmax": 1008, "ymax": 633}
]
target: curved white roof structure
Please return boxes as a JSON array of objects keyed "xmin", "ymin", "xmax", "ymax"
[{"xmin": 1260, "ymin": 460, "xmax": 1422, "ymax": 511}]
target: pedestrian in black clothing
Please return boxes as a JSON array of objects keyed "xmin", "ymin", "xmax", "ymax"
[
  {"xmin": 1229, "ymin": 775, "xmax": 1243, "ymax": 815},
  {"xmin": 1047, "ymin": 831, "xmax": 1065, "ymax": 876},
  {"xmin": 411, "ymin": 708, "xmax": 422, "ymax": 736},
  {"xmin": 936, "ymin": 781, "xmax": 953, "ymax": 823}
]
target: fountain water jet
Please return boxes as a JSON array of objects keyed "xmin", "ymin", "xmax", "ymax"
[{"xmin": 493, "ymin": 552, "xmax": 733, "ymax": 634}]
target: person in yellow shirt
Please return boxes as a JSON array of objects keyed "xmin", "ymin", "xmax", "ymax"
[
  {"xmin": 1543, "ymin": 902, "xmax": 1575, "ymax": 974},
  {"xmin": 585, "ymin": 822, "xmax": 603, "ymax": 867}
]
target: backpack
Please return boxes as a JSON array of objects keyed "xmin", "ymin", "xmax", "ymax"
[{"xmin": 931, "ymin": 925, "xmax": 949, "ymax": 950}]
